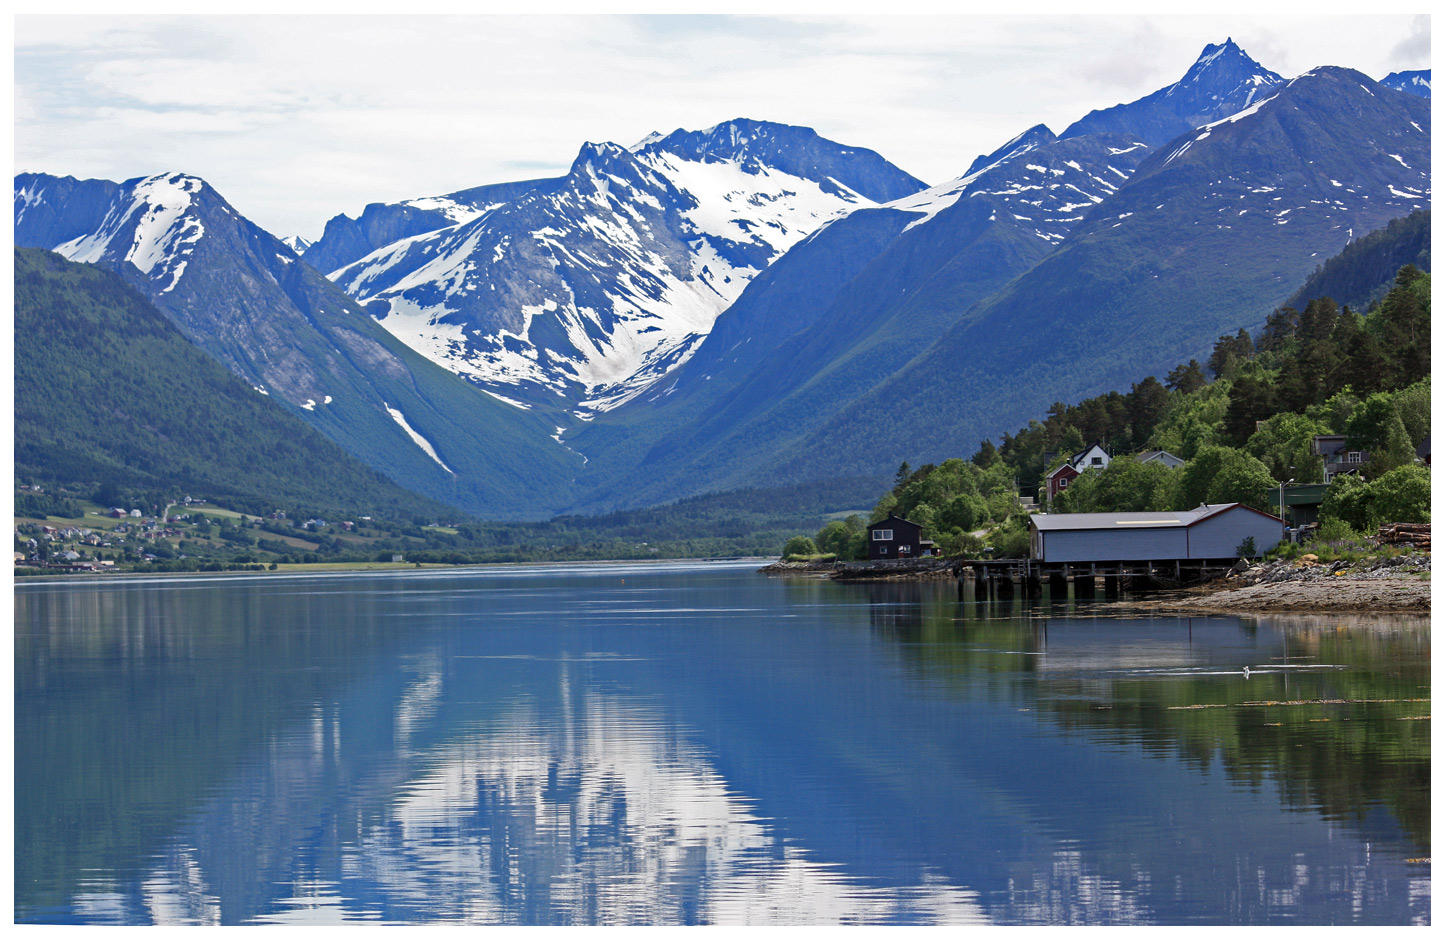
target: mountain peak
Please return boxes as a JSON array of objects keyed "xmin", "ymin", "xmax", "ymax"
[
  {"xmin": 1060, "ymin": 39, "xmax": 1283, "ymax": 145},
  {"xmin": 631, "ymin": 119, "xmax": 923, "ymax": 204},
  {"xmin": 1176, "ymin": 38, "xmax": 1277, "ymax": 90},
  {"xmin": 964, "ymin": 123, "xmax": 1057, "ymax": 177},
  {"xmin": 1380, "ymin": 68, "xmax": 1431, "ymax": 98}
]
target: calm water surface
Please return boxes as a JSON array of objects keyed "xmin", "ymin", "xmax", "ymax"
[{"xmin": 14, "ymin": 561, "xmax": 1430, "ymax": 924}]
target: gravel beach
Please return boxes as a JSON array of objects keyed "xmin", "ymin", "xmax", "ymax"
[{"xmin": 1115, "ymin": 554, "xmax": 1431, "ymax": 614}]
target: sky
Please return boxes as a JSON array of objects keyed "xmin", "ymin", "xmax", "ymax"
[{"xmin": 13, "ymin": 13, "xmax": 1432, "ymax": 241}]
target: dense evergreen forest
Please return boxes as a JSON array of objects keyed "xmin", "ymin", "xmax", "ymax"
[{"xmin": 787, "ymin": 261, "xmax": 1430, "ymax": 561}]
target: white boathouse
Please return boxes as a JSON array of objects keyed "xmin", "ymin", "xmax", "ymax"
[{"xmin": 1028, "ymin": 503, "xmax": 1285, "ymax": 563}]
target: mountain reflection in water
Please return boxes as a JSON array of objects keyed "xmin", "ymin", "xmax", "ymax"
[{"xmin": 14, "ymin": 564, "xmax": 1430, "ymax": 925}]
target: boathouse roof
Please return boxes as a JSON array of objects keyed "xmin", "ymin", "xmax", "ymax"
[{"xmin": 1029, "ymin": 503, "xmax": 1279, "ymax": 532}]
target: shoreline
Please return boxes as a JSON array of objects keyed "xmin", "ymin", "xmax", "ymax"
[
  {"xmin": 1102, "ymin": 575, "xmax": 1431, "ymax": 615},
  {"xmin": 760, "ymin": 556, "xmax": 1430, "ymax": 616},
  {"xmin": 13, "ymin": 555, "xmax": 774, "ymax": 585}
]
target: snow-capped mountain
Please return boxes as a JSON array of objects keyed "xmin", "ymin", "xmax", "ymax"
[
  {"xmin": 1061, "ymin": 38, "xmax": 1284, "ymax": 145},
  {"xmin": 565, "ymin": 126, "xmax": 1158, "ymax": 509},
  {"xmin": 15, "ymin": 173, "xmax": 206, "ymax": 297},
  {"xmin": 279, "ymin": 234, "xmax": 312, "ymax": 254},
  {"xmin": 301, "ymin": 174, "xmax": 559, "ymax": 276},
  {"xmin": 563, "ymin": 51, "xmax": 1431, "ymax": 512},
  {"xmin": 319, "ymin": 120, "xmax": 924, "ymax": 416},
  {"xmin": 767, "ymin": 65, "xmax": 1431, "ymax": 488},
  {"xmin": 14, "ymin": 170, "xmax": 587, "ymax": 519},
  {"xmin": 1381, "ymin": 69, "xmax": 1430, "ymax": 98}
]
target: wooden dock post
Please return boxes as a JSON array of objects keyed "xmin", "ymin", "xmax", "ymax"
[{"xmin": 1103, "ymin": 574, "xmax": 1120, "ymax": 598}]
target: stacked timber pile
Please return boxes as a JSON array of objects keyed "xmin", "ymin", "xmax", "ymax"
[{"xmin": 1375, "ymin": 522, "xmax": 1430, "ymax": 551}]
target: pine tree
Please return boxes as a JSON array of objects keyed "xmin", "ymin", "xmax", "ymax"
[
  {"xmin": 1165, "ymin": 359, "xmax": 1206, "ymax": 394},
  {"xmin": 971, "ymin": 439, "xmax": 999, "ymax": 469}
]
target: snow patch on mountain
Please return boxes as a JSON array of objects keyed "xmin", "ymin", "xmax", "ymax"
[
  {"xmin": 383, "ymin": 401, "xmax": 454, "ymax": 473},
  {"xmin": 54, "ymin": 173, "xmax": 205, "ymax": 295},
  {"xmin": 335, "ymin": 129, "xmax": 897, "ymax": 417},
  {"xmin": 403, "ymin": 195, "xmax": 500, "ymax": 225}
]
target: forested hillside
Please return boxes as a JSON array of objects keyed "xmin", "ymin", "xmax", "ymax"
[
  {"xmin": 1285, "ymin": 210, "xmax": 1430, "ymax": 313},
  {"xmin": 785, "ymin": 259, "xmax": 1430, "ymax": 560},
  {"xmin": 13, "ymin": 248, "xmax": 455, "ymax": 522}
]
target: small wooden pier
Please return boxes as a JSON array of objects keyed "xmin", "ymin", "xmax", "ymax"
[{"xmin": 960, "ymin": 557, "xmax": 1239, "ymax": 602}]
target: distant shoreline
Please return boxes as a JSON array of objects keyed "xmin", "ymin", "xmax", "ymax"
[{"xmin": 13, "ymin": 556, "xmax": 774, "ymax": 585}]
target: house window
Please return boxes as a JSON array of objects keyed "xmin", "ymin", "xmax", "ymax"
[
  {"xmin": 1091, "ymin": 456, "xmax": 1103, "ymax": 465},
  {"xmin": 1058, "ymin": 478, "xmax": 1069, "ymax": 488},
  {"xmin": 872, "ymin": 529, "xmax": 893, "ymax": 541},
  {"xmin": 1347, "ymin": 452, "xmax": 1363, "ymax": 464},
  {"xmin": 899, "ymin": 544, "xmax": 912, "ymax": 554}
]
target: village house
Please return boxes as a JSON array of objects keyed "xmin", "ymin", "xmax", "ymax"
[
  {"xmin": 866, "ymin": 514, "xmax": 937, "ymax": 560},
  {"xmin": 1136, "ymin": 449, "xmax": 1184, "ymax": 468},
  {"xmin": 1312, "ymin": 435, "xmax": 1365, "ymax": 482},
  {"xmin": 1044, "ymin": 442, "xmax": 1112, "ymax": 501}
]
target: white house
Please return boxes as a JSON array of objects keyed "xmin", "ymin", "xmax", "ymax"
[{"xmin": 1136, "ymin": 449, "xmax": 1185, "ymax": 469}]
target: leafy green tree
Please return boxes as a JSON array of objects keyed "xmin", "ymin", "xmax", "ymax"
[
  {"xmin": 939, "ymin": 493, "xmax": 989, "ymax": 533},
  {"xmin": 815, "ymin": 518, "xmax": 861, "ymax": 558},
  {"xmin": 1305, "ymin": 388, "xmax": 1361, "ymax": 434},
  {"xmin": 935, "ymin": 529, "xmax": 985, "ymax": 558},
  {"xmin": 782, "ymin": 536, "xmax": 819, "ymax": 558},
  {"xmin": 987, "ymin": 516, "xmax": 1031, "ymax": 559},
  {"xmin": 1344, "ymin": 391, "xmax": 1415, "ymax": 470},
  {"xmin": 1363, "ymin": 413, "xmax": 1416, "ymax": 480},
  {"xmin": 1204, "ymin": 451, "xmax": 1276, "ymax": 510},
  {"xmin": 911, "ymin": 503, "xmax": 938, "ymax": 539},
  {"xmin": 1245, "ymin": 412, "xmax": 1329, "ymax": 484},
  {"xmin": 1054, "ymin": 458, "xmax": 1179, "ymax": 513},
  {"xmin": 1392, "ymin": 379, "xmax": 1430, "ymax": 447},
  {"xmin": 1056, "ymin": 425, "xmax": 1086, "ymax": 458},
  {"xmin": 1320, "ymin": 473, "xmax": 1373, "ymax": 531},
  {"xmin": 1368, "ymin": 465, "xmax": 1430, "ymax": 524},
  {"xmin": 870, "ymin": 492, "xmax": 899, "ymax": 523},
  {"xmin": 1178, "ymin": 446, "xmax": 1274, "ymax": 510}
]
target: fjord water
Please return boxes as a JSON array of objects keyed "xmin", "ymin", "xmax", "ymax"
[{"xmin": 15, "ymin": 562, "xmax": 1429, "ymax": 925}]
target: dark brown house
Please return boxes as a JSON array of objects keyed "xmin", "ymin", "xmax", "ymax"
[{"xmin": 868, "ymin": 514, "xmax": 935, "ymax": 560}]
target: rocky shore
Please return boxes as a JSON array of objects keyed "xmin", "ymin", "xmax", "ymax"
[
  {"xmin": 1120, "ymin": 553, "xmax": 1431, "ymax": 614},
  {"xmin": 760, "ymin": 552, "xmax": 1431, "ymax": 615},
  {"xmin": 757, "ymin": 558, "xmax": 960, "ymax": 580}
]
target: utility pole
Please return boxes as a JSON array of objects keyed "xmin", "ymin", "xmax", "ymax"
[{"xmin": 1278, "ymin": 477, "xmax": 1295, "ymax": 528}]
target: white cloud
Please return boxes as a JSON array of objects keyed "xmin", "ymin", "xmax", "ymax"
[{"xmin": 14, "ymin": 13, "xmax": 1426, "ymax": 240}]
